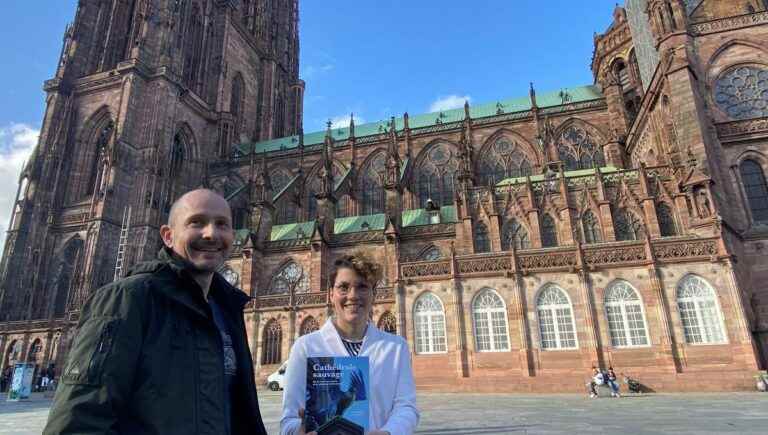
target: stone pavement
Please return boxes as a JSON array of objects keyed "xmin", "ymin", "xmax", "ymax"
[{"xmin": 1, "ymin": 391, "xmax": 767, "ymax": 434}]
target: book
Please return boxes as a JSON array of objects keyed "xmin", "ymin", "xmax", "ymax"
[{"xmin": 305, "ymin": 356, "xmax": 370, "ymax": 435}]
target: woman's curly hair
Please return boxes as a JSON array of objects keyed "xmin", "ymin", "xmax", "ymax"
[{"xmin": 329, "ymin": 251, "xmax": 383, "ymax": 290}]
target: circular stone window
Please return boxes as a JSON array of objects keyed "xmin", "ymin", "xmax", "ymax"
[{"xmin": 714, "ymin": 65, "xmax": 768, "ymax": 120}]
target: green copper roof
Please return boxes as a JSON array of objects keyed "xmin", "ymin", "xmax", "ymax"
[
  {"xmin": 334, "ymin": 213, "xmax": 386, "ymax": 234},
  {"xmin": 235, "ymin": 85, "xmax": 603, "ymax": 156},
  {"xmin": 270, "ymin": 221, "xmax": 316, "ymax": 241},
  {"xmin": 496, "ymin": 166, "xmax": 619, "ymax": 186},
  {"xmin": 402, "ymin": 205, "xmax": 458, "ymax": 227}
]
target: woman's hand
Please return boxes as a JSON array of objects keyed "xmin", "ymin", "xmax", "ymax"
[{"xmin": 297, "ymin": 408, "xmax": 317, "ymax": 435}]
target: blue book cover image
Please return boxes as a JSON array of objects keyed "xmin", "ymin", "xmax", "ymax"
[{"xmin": 305, "ymin": 356, "xmax": 370, "ymax": 434}]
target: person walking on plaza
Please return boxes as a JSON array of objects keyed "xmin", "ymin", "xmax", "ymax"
[
  {"xmin": 588, "ymin": 367, "xmax": 604, "ymax": 398},
  {"xmin": 44, "ymin": 189, "xmax": 268, "ymax": 435},
  {"xmin": 281, "ymin": 253, "xmax": 420, "ymax": 435},
  {"xmin": 606, "ymin": 367, "xmax": 621, "ymax": 397}
]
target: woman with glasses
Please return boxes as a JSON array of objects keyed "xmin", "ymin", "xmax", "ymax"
[{"xmin": 280, "ymin": 253, "xmax": 419, "ymax": 435}]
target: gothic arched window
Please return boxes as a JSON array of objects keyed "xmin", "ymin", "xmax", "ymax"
[
  {"xmin": 714, "ymin": 65, "xmax": 768, "ymax": 120},
  {"xmin": 613, "ymin": 208, "xmax": 645, "ymax": 241},
  {"xmin": 268, "ymin": 262, "xmax": 308, "ymax": 295},
  {"xmin": 170, "ymin": 133, "xmax": 186, "ymax": 178},
  {"xmin": 540, "ymin": 214, "xmax": 558, "ymax": 248},
  {"xmin": 231, "ymin": 73, "xmax": 245, "ymax": 140},
  {"xmin": 656, "ymin": 203, "xmax": 678, "ymax": 237},
  {"xmin": 305, "ymin": 177, "xmax": 320, "ymax": 220},
  {"xmin": 3, "ymin": 340, "xmax": 19, "ymax": 368},
  {"xmin": 582, "ymin": 210, "xmax": 602, "ymax": 244},
  {"xmin": 477, "ymin": 137, "xmax": 533, "ymax": 187},
  {"xmin": 52, "ymin": 237, "xmax": 84, "ymax": 317},
  {"xmin": 536, "ymin": 285, "xmax": 577, "ymax": 350},
  {"xmin": 413, "ymin": 292, "xmax": 447, "ymax": 354},
  {"xmin": 27, "ymin": 339, "xmax": 43, "ymax": 364},
  {"xmin": 419, "ymin": 246, "xmax": 442, "ymax": 261},
  {"xmin": 336, "ymin": 193, "xmax": 352, "ymax": 218},
  {"xmin": 739, "ymin": 159, "xmax": 768, "ymax": 223},
  {"xmin": 378, "ymin": 311, "xmax": 397, "ymax": 334},
  {"xmin": 275, "ymin": 197, "xmax": 297, "ymax": 224},
  {"xmin": 473, "ymin": 221, "xmax": 491, "ymax": 253},
  {"xmin": 676, "ymin": 275, "xmax": 727, "ymax": 345},
  {"xmin": 85, "ymin": 119, "xmax": 114, "ymax": 196},
  {"xmin": 556, "ymin": 125, "xmax": 606, "ymax": 171},
  {"xmin": 415, "ymin": 143, "xmax": 458, "ymax": 208},
  {"xmin": 299, "ymin": 316, "xmax": 319, "ymax": 336},
  {"xmin": 501, "ymin": 218, "xmax": 530, "ymax": 250},
  {"xmin": 472, "ymin": 289, "xmax": 510, "ymax": 352},
  {"xmin": 604, "ymin": 280, "xmax": 649, "ymax": 347},
  {"xmin": 180, "ymin": 1, "xmax": 205, "ymax": 90},
  {"xmin": 262, "ymin": 320, "xmax": 282, "ymax": 365},
  {"xmin": 361, "ymin": 153, "xmax": 386, "ymax": 215}
]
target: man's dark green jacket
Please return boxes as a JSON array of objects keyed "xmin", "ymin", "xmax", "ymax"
[{"xmin": 44, "ymin": 249, "xmax": 268, "ymax": 435}]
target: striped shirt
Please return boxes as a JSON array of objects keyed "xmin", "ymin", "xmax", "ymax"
[{"xmin": 340, "ymin": 325, "xmax": 367, "ymax": 356}]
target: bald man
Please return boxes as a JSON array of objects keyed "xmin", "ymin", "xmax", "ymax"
[{"xmin": 45, "ymin": 189, "xmax": 268, "ymax": 435}]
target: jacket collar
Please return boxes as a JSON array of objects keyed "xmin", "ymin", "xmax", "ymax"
[
  {"xmin": 128, "ymin": 248, "xmax": 250, "ymax": 318},
  {"xmin": 319, "ymin": 318, "xmax": 380, "ymax": 356}
]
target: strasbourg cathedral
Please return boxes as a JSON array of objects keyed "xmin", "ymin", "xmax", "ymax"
[{"xmin": 2, "ymin": 0, "xmax": 768, "ymax": 393}]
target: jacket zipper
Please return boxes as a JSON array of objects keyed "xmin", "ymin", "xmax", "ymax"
[{"xmin": 87, "ymin": 322, "xmax": 114, "ymax": 383}]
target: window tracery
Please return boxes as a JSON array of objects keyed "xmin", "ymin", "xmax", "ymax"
[
  {"xmin": 656, "ymin": 203, "xmax": 678, "ymax": 237},
  {"xmin": 361, "ymin": 153, "xmax": 386, "ymax": 215},
  {"xmin": 556, "ymin": 125, "xmax": 606, "ymax": 171},
  {"xmin": 540, "ymin": 214, "xmax": 558, "ymax": 248},
  {"xmin": 676, "ymin": 275, "xmax": 727, "ymax": 345},
  {"xmin": 415, "ymin": 143, "xmax": 458, "ymax": 208},
  {"xmin": 604, "ymin": 280, "xmax": 649, "ymax": 347},
  {"xmin": 613, "ymin": 208, "xmax": 645, "ymax": 241},
  {"xmin": 536, "ymin": 285, "xmax": 577, "ymax": 350},
  {"xmin": 378, "ymin": 311, "xmax": 397, "ymax": 334},
  {"xmin": 477, "ymin": 137, "xmax": 533, "ymax": 187},
  {"xmin": 268, "ymin": 262, "xmax": 308, "ymax": 295},
  {"xmin": 262, "ymin": 320, "xmax": 282, "ymax": 364},
  {"xmin": 299, "ymin": 316, "xmax": 319, "ymax": 336},
  {"xmin": 231, "ymin": 74, "xmax": 245, "ymax": 140},
  {"xmin": 581, "ymin": 210, "xmax": 602, "ymax": 244},
  {"xmin": 714, "ymin": 65, "xmax": 768, "ymax": 120},
  {"xmin": 85, "ymin": 120, "xmax": 114, "ymax": 196},
  {"xmin": 473, "ymin": 221, "xmax": 491, "ymax": 253},
  {"xmin": 501, "ymin": 218, "xmax": 530, "ymax": 250},
  {"xmin": 414, "ymin": 293, "xmax": 447, "ymax": 354},
  {"xmin": 419, "ymin": 246, "xmax": 442, "ymax": 261},
  {"xmin": 472, "ymin": 289, "xmax": 510, "ymax": 352},
  {"xmin": 739, "ymin": 159, "xmax": 768, "ymax": 223}
]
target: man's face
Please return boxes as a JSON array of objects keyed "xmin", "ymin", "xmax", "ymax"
[
  {"xmin": 160, "ymin": 191, "xmax": 234, "ymax": 273},
  {"xmin": 330, "ymin": 267, "xmax": 373, "ymax": 328}
]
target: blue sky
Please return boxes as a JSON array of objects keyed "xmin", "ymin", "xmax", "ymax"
[{"xmin": 0, "ymin": 0, "xmax": 619, "ymax": 237}]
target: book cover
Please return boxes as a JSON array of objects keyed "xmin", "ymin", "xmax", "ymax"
[{"xmin": 305, "ymin": 356, "xmax": 369, "ymax": 435}]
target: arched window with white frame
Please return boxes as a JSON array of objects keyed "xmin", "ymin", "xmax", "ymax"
[
  {"xmin": 413, "ymin": 292, "xmax": 447, "ymax": 354},
  {"xmin": 604, "ymin": 280, "xmax": 649, "ymax": 347},
  {"xmin": 472, "ymin": 289, "xmax": 510, "ymax": 352},
  {"xmin": 536, "ymin": 285, "xmax": 578, "ymax": 350},
  {"xmin": 676, "ymin": 275, "xmax": 727, "ymax": 345}
]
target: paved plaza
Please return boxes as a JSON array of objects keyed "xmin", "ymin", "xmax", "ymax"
[{"xmin": 1, "ymin": 390, "xmax": 767, "ymax": 434}]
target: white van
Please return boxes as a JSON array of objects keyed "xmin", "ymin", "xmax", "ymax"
[{"xmin": 266, "ymin": 362, "xmax": 287, "ymax": 391}]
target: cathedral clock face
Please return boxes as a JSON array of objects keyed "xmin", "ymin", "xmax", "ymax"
[{"xmin": 220, "ymin": 267, "xmax": 240, "ymax": 287}]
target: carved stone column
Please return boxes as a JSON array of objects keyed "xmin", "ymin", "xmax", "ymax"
[
  {"xmin": 449, "ymin": 249, "xmax": 469, "ymax": 377},
  {"xmin": 575, "ymin": 243, "xmax": 601, "ymax": 368}
]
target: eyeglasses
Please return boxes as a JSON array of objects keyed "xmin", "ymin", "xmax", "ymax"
[{"xmin": 333, "ymin": 283, "xmax": 372, "ymax": 296}]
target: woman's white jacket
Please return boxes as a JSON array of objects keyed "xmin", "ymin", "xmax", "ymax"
[{"xmin": 280, "ymin": 320, "xmax": 419, "ymax": 435}]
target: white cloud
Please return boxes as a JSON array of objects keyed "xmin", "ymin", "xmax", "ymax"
[
  {"xmin": 0, "ymin": 123, "xmax": 40, "ymax": 248},
  {"xmin": 429, "ymin": 94, "xmax": 471, "ymax": 112},
  {"xmin": 329, "ymin": 114, "xmax": 365, "ymax": 129}
]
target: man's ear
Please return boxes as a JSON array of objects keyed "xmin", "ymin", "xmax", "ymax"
[{"xmin": 159, "ymin": 225, "xmax": 173, "ymax": 248}]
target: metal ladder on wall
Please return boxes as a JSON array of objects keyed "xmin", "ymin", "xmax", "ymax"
[{"xmin": 113, "ymin": 206, "xmax": 132, "ymax": 282}]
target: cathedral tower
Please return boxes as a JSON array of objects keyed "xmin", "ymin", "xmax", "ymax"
[{"xmin": 0, "ymin": 0, "xmax": 303, "ymax": 322}]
